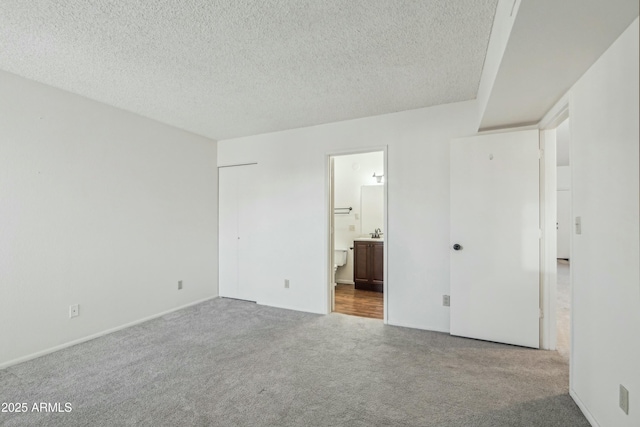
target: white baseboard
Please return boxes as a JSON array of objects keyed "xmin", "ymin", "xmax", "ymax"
[
  {"xmin": 570, "ymin": 387, "xmax": 599, "ymax": 427},
  {"xmin": 336, "ymin": 279, "xmax": 354, "ymax": 285},
  {"xmin": 0, "ymin": 296, "xmax": 218, "ymax": 370}
]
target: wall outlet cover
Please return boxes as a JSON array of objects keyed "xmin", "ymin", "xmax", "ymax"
[
  {"xmin": 284, "ymin": 279, "xmax": 290, "ymax": 289},
  {"xmin": 620, "ymin": 384, "xmax": 629, "ymax": 414},
  {"xmin": 69, "ymin": 304, "xmax": 79, "ymax": 318},
  {"xmin": 178, "ymin": 280, "xmax": 183, "ymax": 290},
  {"xmin": 443, "ymin": 295, "xmax": 450, "ymax": 307}
]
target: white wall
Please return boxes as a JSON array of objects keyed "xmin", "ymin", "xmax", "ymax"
[
  {"xmin": 218, "ymin": 101, "xmax": 478, "ymax": 330},
  {"xmin": 565, "ymin": 18, "xmax": 639, "ymax": 427},
  {"xmin": 557, "ymin": 119, "xmax": 571, "ymax": 260},
  {"xmin": 333, "ymin": 152, "xmax": 383, "ymax": 284},
  {"xmin": 556, "ymin": 118, "xmax": 571, "ymax": 167},
  {"xmin": 557, "ymin": 165, "xmax": 572, "ymax": 259},
  {"xmin": 0, "ymin": 71, "xmax": 218, "ymax": 367},
  {"xmin": 557, "ymin": 166, "xmax": 571, "ymax": 190}
]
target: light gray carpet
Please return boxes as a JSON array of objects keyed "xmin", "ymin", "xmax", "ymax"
[{"xmin": 1, "ymin": 298, "xmax": 588, "ymax": 426}]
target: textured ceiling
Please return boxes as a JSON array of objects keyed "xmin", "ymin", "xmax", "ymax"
[{"xmin": 0, "ymin": 0, "xmax": 497, "ymax": 140}]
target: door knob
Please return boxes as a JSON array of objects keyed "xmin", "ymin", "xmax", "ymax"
[{"xmin": 453, "ymin": 244, "xmax": 462, "ymax": 251}]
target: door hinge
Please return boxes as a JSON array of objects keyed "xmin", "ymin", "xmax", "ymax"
[
  {"xmin": 539, "ymin": 149, "xmax": 543, "ymax": 159},
  {"xmin": 539, "ymin": 308, "xmax": 543, "ymax": 318},
  {"xmin": 539, "ymin": 229, "xmax": 542, "ymax": 239}
]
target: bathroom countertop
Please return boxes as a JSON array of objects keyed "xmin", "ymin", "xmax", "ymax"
[{"xmin": 354, "ymin": 237, "xmax": 384, "ymax": 242}]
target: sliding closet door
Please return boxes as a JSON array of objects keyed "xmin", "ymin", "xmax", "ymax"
[
  {"xmin": 218, "ymin": 166, "xmax": 239, "ymax": 299},
  {"xmin": 218, "ymin": 164, "xmax": 258, "ymax": 301},
  {"xmin": 236, "ymin": 164, "xmax": 259, "ymax": 302}
]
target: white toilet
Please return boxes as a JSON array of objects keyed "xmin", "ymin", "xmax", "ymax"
[{"xmin": 333, "ymin": 249, "xmax": 348, "ymax": 286}]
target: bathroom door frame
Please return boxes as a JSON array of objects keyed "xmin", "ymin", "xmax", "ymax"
[{"xmin": 325, "ymin": 146, "xmax": 388, "ymax": 323}]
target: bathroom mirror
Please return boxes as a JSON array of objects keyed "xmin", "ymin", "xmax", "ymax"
[{"xmin": 360, "ymin": 185, "xmax": 384, "ymax": 235}]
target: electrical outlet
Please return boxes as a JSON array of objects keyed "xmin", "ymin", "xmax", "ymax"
[
  {"xmin": 575, "ymin": 216, "xmax": 582, "ymax": 235},
  {"xmin": 284, "ymin": 279, "xmax": 290, "ymax": 289},
  {"xmin": 178, "ymin": 280, "xmax": 183, "ymax": 290},
  {"xmin": 348, "ymin": 225, "xmax": 356, "ymax": 231},
  {"xmin": 443, "ymin": 295, "xmax": 450, "ymax": 307},
  {"xmin": 69, "ymin": 304, "xmax": 79, "ymax": 318},
  {"xmin": 620, "ymin": 385, "xmax": 629, "ymax": 414}
]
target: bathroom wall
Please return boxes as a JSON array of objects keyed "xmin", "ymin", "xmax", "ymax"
[{"xmin": 333, "ymin": 152, "xmax": 384, "ymax": 284}]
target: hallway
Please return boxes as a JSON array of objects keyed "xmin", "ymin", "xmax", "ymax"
[{"xmin": 556, "ymin": 260, "xmax": 570, "ymax": 360}]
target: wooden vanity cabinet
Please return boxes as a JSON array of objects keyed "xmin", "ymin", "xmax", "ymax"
[{"xmin": 353, "ymin": 240, "xmax": 384, "ymax": 292}]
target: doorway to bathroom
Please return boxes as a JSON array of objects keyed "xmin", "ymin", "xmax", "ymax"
[{"xmin": 328, "ymin": 150, "xmax": 386, "ymax": 320}]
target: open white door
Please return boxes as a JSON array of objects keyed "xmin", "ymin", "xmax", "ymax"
[{"xmin": 450, "ymin": 130, "xmax": 540, "ymax": 348}]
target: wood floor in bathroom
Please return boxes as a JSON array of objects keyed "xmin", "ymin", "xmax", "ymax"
[{"xmin": 334, "ymin": 284, "xmax": 383, "ymax": 319}]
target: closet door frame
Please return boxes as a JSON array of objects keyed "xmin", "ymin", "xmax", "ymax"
[{"xmin": 218, "ymin": 163, "xmax": 258, "ymax": 301}]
